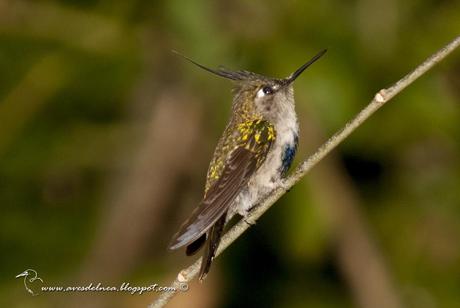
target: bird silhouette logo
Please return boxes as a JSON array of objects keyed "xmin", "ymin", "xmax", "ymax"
[{"xmin": 16, "ymin": 269, "xmax": 43, "ymax": 296}]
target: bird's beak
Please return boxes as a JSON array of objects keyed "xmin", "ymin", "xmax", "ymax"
[
  {"xmin": 16, "ymin": 271, "xmax": 28, "ymax": 278},
  {"xmin": 283, "ymin": 49, "xmax": 327, "ymax": 87}
]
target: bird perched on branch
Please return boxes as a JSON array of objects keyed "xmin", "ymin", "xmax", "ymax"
[{"xmin": 169, "ymin": 49, "xmax": 327, "ymax": 280}]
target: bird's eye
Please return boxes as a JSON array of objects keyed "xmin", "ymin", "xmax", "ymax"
[
  {"xmin": 257, "ymin": 86, "xmax": 274, "ymax": 98},
  {"xmin": 262, "ymin": 86, "xmax": 273, "ymax": 95}
]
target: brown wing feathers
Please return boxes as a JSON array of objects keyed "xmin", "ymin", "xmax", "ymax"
[{"xmin": 169, "ymin": 147, "xmax": 257, "ymax": 250}]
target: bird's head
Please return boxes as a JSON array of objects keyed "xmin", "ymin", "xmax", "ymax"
[
  {"xmin": 174, "ymin": 49, "xmax": 327, "ymax": 122},
  {"xmin": 15, "ymin": 269, "xmax": 38, "ymax": 279},
  {"xmin": 15, "ymin": 270, "xmax": 31, "ymax": 278}
]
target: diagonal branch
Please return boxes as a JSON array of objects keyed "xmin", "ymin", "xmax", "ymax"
[{"xmin": 149, "ymin": 35, "xmax": 460, "ymax": 308}]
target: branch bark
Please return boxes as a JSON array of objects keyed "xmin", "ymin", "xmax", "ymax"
[{"xmin": 149, "ymin": 35, "xmax": 460, "ymax": 308}]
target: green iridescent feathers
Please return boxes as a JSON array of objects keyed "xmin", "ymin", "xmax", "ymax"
[{"xmin": 206, "ymin": 119, "xmax": 275, "ymax": 192}]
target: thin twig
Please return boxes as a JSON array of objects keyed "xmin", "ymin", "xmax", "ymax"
[{"xmin": 149, "ymin": 35, "xmax": 460, "ymax": 308}]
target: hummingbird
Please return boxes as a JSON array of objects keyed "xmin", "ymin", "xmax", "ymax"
[{"xmin": 169, "ymin": 49, "xmax": 327, "ymax": 281}]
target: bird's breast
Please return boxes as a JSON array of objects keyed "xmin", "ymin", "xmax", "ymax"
[
  {"xmin": 251, "ymin": 120, "xmax": 299, "ymax": 187},
  {"xmin": 231, "ymin": 107, "xmax": 299, "ymax": 217},
  {"xmin": 233, "ymin": 125, "xmax": 298, "ymax": 217}
]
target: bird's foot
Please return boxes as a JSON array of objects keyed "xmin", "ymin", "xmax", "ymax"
[{"xmin": 243, "ymin": 217, "xmax": 256, "ymax": 226}]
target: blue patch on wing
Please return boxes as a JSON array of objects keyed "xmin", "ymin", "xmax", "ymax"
[{"xmin": 280, "ymin": 134, "xmax": 298, "ymax": 175}]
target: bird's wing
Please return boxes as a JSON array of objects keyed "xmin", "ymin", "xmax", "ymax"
[{"xmin": 169, "ymin": 119, "xmax": 275, "ymax": 250}]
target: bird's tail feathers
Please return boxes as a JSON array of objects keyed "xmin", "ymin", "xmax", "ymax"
[{"xmin": 198, "ymin": 213, "xmax": 226, "ymax": 281}]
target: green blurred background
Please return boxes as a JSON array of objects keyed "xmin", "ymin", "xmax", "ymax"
[{"xmin": 1, "ymin": 1, "xmax": 459, "ymax": 307}]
